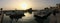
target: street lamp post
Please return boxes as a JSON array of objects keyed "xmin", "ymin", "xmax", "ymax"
[{"xmin": 0, "ymin": 8, "xmax": 4, "ymax": 23}]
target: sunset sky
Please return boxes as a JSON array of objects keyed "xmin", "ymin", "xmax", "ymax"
[{"xmin": 0, "ymin": 0, "xmax": 60, "ymax": 10}]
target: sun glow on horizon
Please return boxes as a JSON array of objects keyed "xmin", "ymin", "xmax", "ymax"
[{"xmin": 20, "ymin": 2, "xmax": 28, "ymax": 10}]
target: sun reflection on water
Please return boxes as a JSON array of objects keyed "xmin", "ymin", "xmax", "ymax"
[{"xmin": 19, "ymin": 12, "xmax": 34, "ymax": 22}]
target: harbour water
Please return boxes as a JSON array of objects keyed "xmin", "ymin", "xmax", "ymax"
[
  {"xmin": 2, "ymin": 12, "xmax": 37, "ymax": 23},
  {"xmin": 0, "ymin": 12, "xmax": 60, "ymax": 23}
]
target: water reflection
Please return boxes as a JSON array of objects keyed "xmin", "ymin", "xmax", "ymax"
[
  {"xmin": 21, "ymin": 12, "xmax": 34, "ymax": 21},
  {"xmin": 3, "ymin": 12, "xmax": 37, "ymax": 23},
  {"xmin": 1, "ymin": 12, "xmax": 60, "ymax": 23}
]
